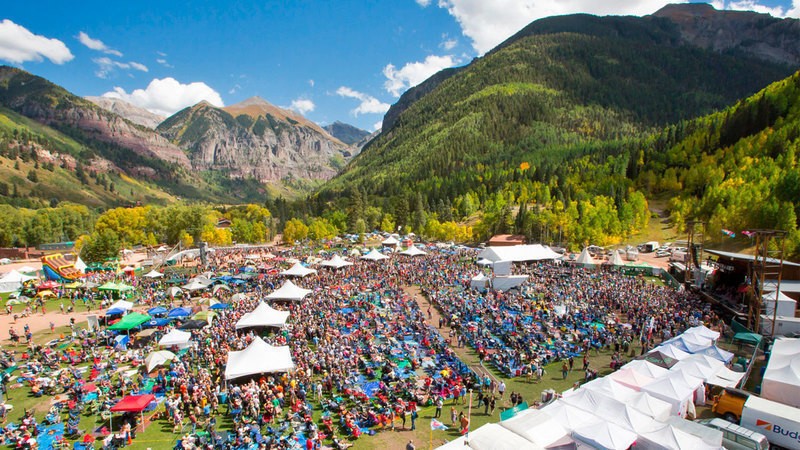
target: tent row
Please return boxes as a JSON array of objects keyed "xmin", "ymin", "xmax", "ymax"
[{"xmin": 761, "ymin": 337, "xmax": 800, "ymax": 408}]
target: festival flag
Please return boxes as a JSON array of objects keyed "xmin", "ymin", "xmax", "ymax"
[
  {"xmin": 742, "ymin": 230, "xmax": 755, "ymax": 238},
  {"xmin": 721, "ymin": 229, "xmax": 736, "ymax": 238},
  {"xmin": 430, "ymin": 419, "xmax": 448, "ymax": 431}
]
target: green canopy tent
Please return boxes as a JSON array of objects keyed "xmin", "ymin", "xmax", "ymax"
[
  {"xmin": 733, "ymin": 332, "xmax": 763, "ymax": 347},
  {"xmin": 108, "ymin": 312, "xmax": 152, "ymax": 332}
]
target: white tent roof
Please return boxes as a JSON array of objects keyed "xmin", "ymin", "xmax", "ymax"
[
  {"xmin": 74, "ymin": 257, "xmax": 87, "ymax": 273},
  {"xmin": 540, "ymin": 400, "xmax": 603, "ymax": 430},
  {"xmin": 662, "ymin": 333, "xmax": 715, "ymax": 353},
  {"xmin": 499, "ymin": 409, "xmax": 570, "ymax": 448},
  {"xmin": 280, "ymin": 262, "xmax": 317, "ymax": 277},
  {"xmin": 651, "ymin": 343, "xmax": 692, "ymax": 360},
  {"xmin": 763, "ymin": 338, "xmax": 800, "ymax": 407},
  {"xmin": 107, "ymin": 300, "xmax": 134, "ymax": 312},
  {"xmin": 622, "ymin": 360, "xmax": 670, "ymax": 379},
  {"xmin": 608, "ymin": 250, "xmax": 625, "ymax": 266},
  {"xmin": 638, "ymin": 424, "xmax": 720, "ymax": 450},
  {"xmin": 609, "ymin": 368, "xmax": 655, "ymax": 391},
  {"xmin": 573, "ymin": 421, "xmax": 637, "ymax": 450},
  {"xmin": 181, "ymin": 280, "xmax": 209, "ymax": 291},
  {"xmin": 381, "ymin": 236, "xmax": 400, "ymax": 246},
  {"xmin": 399, "ymin": 245, "xmax": 427, "ymax": 256},
  {"xmin": 628, "ymin": 391, "xmax": 673, "ymax": 422},
  {"xmin": 145, "ymin": 350, "xmax": 175, "ymax": 372},
  {"xmin": 143, "ymin": 270, "xmax": 164, "ymax": 278},
  {"xmin": 683, "ymin": 325, "xmax": 720, "ymax": 341},
  {"xmin": 320, "ymin": 255, "xmax": 353, "ymax": 269},
  {"xmin": 472, "ymin": 273, "xmax": 489, "ymax": 281},
  {"xmin": 476, "ymin": 258, "xmax": 494, "ymax": 266},
  {"xmin": 0, "ymin": 270, "xmax": 37, "ymax": 293},
  {"xmin": 235, "ymin": 302, "xmax": 290, "ymax": 329},
  {"xmin": 361, "ymin": 249, "xmax": 389, "ymax": 261},
  {"xmin": 16, "ymin": 266, "xmax": 38, "ymax": 273},
  {"xmin": 693, "ymin": 345, "xmax": 734, "ymax": 363},
  {"xmin": 575, "ymin": 248, "xmax": 597, "ymax": 265},
  {"xmin": 158, "ymin": 329, "xmax": 192, "ymax": 348},
  {"xmin": 477, "ymin": 244, "xmax": 561, "ymax": 263},
  {"xmin": 563, "ymin": 388, "xmax": 661, "ymax": 434},
  {"xmin": 437, "ymin": 423, "xmax": 545, "ymax": 450},
  {"xmin": 225, "ymin": 336, "xmax": 295, "ymax": 380},
  {"xmin": 670, "ymin": 358, "xmax": 720, "ymax": 382},
  {"xmin": 168, "ymin": 287, "xmax": 183, "ymax": 298},
  {"xmin": 580, "ymin": 376, "xmax": 639, "ymax": 402},
  {"xmin": 266, "ymin": 280, "xmax": 312, "ymax": 301},
  {"xmin": 764, "ymin": 290, "xmax": 795, "ymax": 302}
]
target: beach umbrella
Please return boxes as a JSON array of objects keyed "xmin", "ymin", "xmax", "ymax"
[{"xmin": 145, "ymin": 350, "xmax": 176, "ymax": 372}]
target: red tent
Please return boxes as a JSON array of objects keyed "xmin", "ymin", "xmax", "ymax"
[{"xmin": 110, "ymin": 394, "xmax": 154, "ymax": 412}]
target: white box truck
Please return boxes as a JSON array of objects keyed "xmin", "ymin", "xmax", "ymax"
[{"xmin": 713, "ymin": 388, "xmax": 800, "ymax": 449}]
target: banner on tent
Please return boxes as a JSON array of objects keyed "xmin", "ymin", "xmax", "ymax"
[{"xmin": 499, "ymin": 402, "xmax": 529, "ymax": 421}]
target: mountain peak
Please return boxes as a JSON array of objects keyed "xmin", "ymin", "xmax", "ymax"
[
  {"xmin": 235, "ymin": 96, "xmax": 274, "ymax": 108},
  {"xmin": 652, "ymin": 3, "xmax": 717, "ymax": 18}
]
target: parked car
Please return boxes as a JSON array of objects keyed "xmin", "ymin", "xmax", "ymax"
[
  {"xmin": 655, "ymin": 250, "xmax": 671, "ymax": 258},
  {"xmin": 696, "ymin": 418, "xmax": 769, "ymax": 450}
]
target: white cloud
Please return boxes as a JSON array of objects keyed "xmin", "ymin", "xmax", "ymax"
[
  {"xmin": 436, "ymin": 0, "xmax": 799, "ymax": 54},
  {"xmin": 416, "ymin": 0, "xmax": 433, "ymax": 6},
  {"xmin": 129, "ymin": 61, "xmax": 148, "ymax": 72},
  {"xmin": 373, "ymin": 121, "xmax": 383, "ymax": 131},
  {"xmin": 0, "ymin": 19, "xmax": 73, "ymax": 65},
  {"xmin": 383, "ymin": 54, "xmax": 458, "ymax": 97},
  {"xmin": 77, "ymin": 31, "xmax": 122, "ymax": 57},
  {"xmin": 309, "ymin": 79, "xmax": 315, "ymax": 88},
  {"xmin": 440, "ymin": 34, "xmax": 458, "ymax": 50},
  {"xmin": 289, "ymin": 98, "xmax": 316, "ymax": 115},
  {"xmin": 336, "ymin": 86, "xmax": 391, "ymax": 116},
  {"xmin": 102, "ymin": 77, "xmax": 224, "ymax": 117},
  {"xmin": 156, "ymin": 58, "xmax": 173, "ymax": 68},
  {"xmin": 93, "ymin": 57, "xmax": 148, "ymax": 78}
]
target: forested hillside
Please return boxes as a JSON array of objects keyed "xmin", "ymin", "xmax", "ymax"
[{"xmin": 313, "ymin": 14, "xmax": 795, "ymax": 248}]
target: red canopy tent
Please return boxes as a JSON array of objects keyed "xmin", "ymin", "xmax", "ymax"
[{"xmin": 109, "ymin": 394, "xmax": 155, "ymax": 433}]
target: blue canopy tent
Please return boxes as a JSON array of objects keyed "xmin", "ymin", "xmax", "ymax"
[
  {"xmin": 114, "ymin": 335, "xmax": 130, "ymax": 350},
  {"xmin": 146, "ymin": 318, "xmax": 172, "ymax": 328},
  {"xmin": 147, "ymin": 306, "xmax": 168, "ymax": 316},
  {"xmin": 106, "ymin": 307, "xmax": 126, "ymax": 316},
  {"xmin": 168, "ymin": 307, "xmax": 193, "ymax": 318},
  {"xmin": 209, "ymin": 303, "xmax": 230, "ymax": 310}
]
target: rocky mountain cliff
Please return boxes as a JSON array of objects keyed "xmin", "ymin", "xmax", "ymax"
[
  {"xmin": 157, "ymin": 97, "xmax": 351, "ymax": 182},
  {"xmin": 85, "ymin": 96, "xmax": 165, "ymax": 129},
  {"xmin": 323, "ymin": 121, "xmax": 370, "ymax": 145},
  {"xmin": 0, "ymin": 66, "xmax": 190, "ymax": 172},
  {"xmin": 653, "ymin": 3, "xmax": 800, "ymax": 66}
]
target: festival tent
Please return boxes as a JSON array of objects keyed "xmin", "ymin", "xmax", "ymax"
[
  {"xmin": 476, "ymin": 258, "xmax": 494, "ymax": 266},
  {"xmin": 280, "ymin": 262, "xmax": 317, "ymax": 277},
  {"xmin": 399, "ymin": 245, "xmax": 427, "ymax": 257},
  {"xmin": 212, "ymin": 284, "xmax": 230, "ymax": 295},
  {"xmin": 662, "ymin": 334, "xmax": 715, "ymax": 354},
  {"xmin": 650, "ymin": 344, "xmax": 692, "ymax": 361},
  {"xmin": 144, "ymin": 350, "xmax": 175, "ymax": 372},
  {"xmin": 181, "ymin": 280, "xmax": 209, "ymax": 291},
  {"xmin": 209, "ymin": 302, "xmax": 229, "ymax": 310},
  {"xmin": 580, "ymin": 376, "xmax": 639, "ymax": 402},
  {"xmin": 763, "ymin": 290, "xmax": 797, "ymax": 317},
  {"xmin": 224, "ymin": 336, "xmax": 295, "ymax": 380},
  {"xmin": 637, "ymin": 424, "xmax": 720, "ymax": 450},
  {"xmin": 235, "ymin": 302, "xmax": 290, "ymax": 329},
  {"xmin": 108, "ymin": 312, "xmax": 151, "ymax": 331},
  {"xmin": 666, "ymin": 417, "xmax": 724, "ymax": 448},
  {"xmin": 147, "ymin": 306, "xmax": 168, "ymax": 316},
  {"xmin": 179, "ymin": 319, "xmax": 208, "ymax": 330},
  {"xmin": 641, "ymin": 372, "xmax": 703, "ymax": 417},
  {"xmin": 622, "ymin": 360, "xmax": 670, "ymax": 379},
  {"xmin": 231, "ymin": 293, "xmax": 248, "ymax": 302},
  {"xmin": 168, "ymin": 287, "xmax": 183, "ymax": 298},
  {"xmin": 540, "ymin": 400, "xmax": 603, "ymax": 430},
  {"xmin": 574, "ymin": 248, "xmax": 597, "ymax": 266},
  {"xmin": 193, "ymin": 310, "xmax": 217, "ymax": 324},
  {"xmin": 762, "ymin": 338, "xmax": 800, "ymax": 407},
  {"xmin": 670, "ymin": 359, "xmax": 720, "ymax": 384},
  {"xmin": 705, "ymin": 365, "xmax": 746, "ymax": 389},
  {"xmin": 143, "ymin": 270, "xmax": 163, "ymax": 279},
  {"xmin": 562, "ymin": 388, "xmax": 661, "ymax": 434},
  {"xmin": 608, "ymin": 250, "xmax": 625, "ymax": 266},
  {"xmin": 683, "ymin": 325, "xmax": 720, "ymax": 341},
  {"xmin": 381, "ymin": 236, "xmax": 400, "ymax": 247},
  {"xmin": 639, "ymin": 351, "xmax": 680, "ymax": 369},
  {"xmin": 361, "ymin": 249, "xmax": 389, "ymax": 261},
  {"xmin": 572, "ymin": 421, "xmax": 637, "ymax": 450},
  {"xmin": 158, "ymin": 329, "xmax": 191, "ymax": 349},
  {"xmin": 167, "ymin": 307, "xmax": 193, "ymax": 318},
  {"xmin": 694, "ymin": 345, "xmax": 734, "ymax": 364},
  {"xmin": 320, "ymin": 255, "xmax": 353, "ymax": 269},
  {"xmin": 609, "ymin": 368, "xmax": 656, "ymax": 392},
  {"xmin": 109, "ymin": 394, "xmax": 156, "ymax": 432},
  {"xmin": 499, "ymin": 409, "xmax": 572, "ymax": 449},
  {"xmin": 0, "ymin": 270, "xmax": 37, "ymax": 293},
  {"xmin": 627, "ymin": 392, "xmax": 673, "ymax": 422},
  {"xmin": 266, "ymin": 280, "xmax": 312, "ymax": 302},
  {"xmin": 107, "ymin": 300, "xmax": 134, "ymax": 312},
  {"xmin": 470, "ymin": 273, "xmax": 489, "ymax": 291},
  {"xmin": 477, "ymin": 244, "xmax": 561, "ymax": 263},
  {"xmin": 437, "ymin": 423, "xmax": 546, "ymax": 450}
]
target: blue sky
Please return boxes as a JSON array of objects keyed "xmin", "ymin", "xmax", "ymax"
[{"xmin": 1, "ymin": 0, "xmax": 797, "ymax": 131}]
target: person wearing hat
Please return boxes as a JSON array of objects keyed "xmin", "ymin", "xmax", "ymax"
[{"xmin": 406, "ymin": 440, "xmax": 415, "ymax": 450}]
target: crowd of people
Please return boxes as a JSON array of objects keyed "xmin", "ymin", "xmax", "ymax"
[{"xmin": 0, "ymin": 241, "xmax": 723, "ymax": 449}]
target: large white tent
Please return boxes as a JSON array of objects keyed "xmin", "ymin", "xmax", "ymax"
[
  {"xmin": 381, "ymin": 236, "xmax": 400, "ymax": 247},
  {"xmin": 361, "ymin": 249, "xmax": 389, "ymax": 261},
  {"xmin": 235, "ymin": 302, "xmax": 290, "ymax": 329},
  {"xmin": 145, "ymin": 350, "xmax": 175, "ymax": 372},
  {"xmin": 477, "ymin": 244, "xmax": 561, "ymax": 263},
  {"xmin": 399, "ymin": 245, "xmax": 427, "ymax": 257},
  {"xmin": 540, "ymin": 400, "xmax": 603, "ymax": 430},
  {"xmin": 280, "ymin": 262, "xmax": 317, "ymax": 277},
  {"xmin": 499, "ymin": 409, "xmax": 572, "ymax": 448},
  {"xmin": 143, "ymin": 270, "xmax": 164, "ymax": 279},
  {"xmin": 609, "ymin": 368, "xmax": 655, "ymax": 392},
  {"xmin": 470, "ymin": 273, "xmax": 490, "ymax": 291},
  {"xmin": 158, "ymin": 329, "xmax": 192, "ymax": 349},
  {"xmin": 650, "ymin": 344, "xmax": 692, "ymax": 361},
  {"xmin": 572, "ymin": 421, "xmax": 637, "ymax": 450},
  {"xmin": 266, "ymin": 280, "xmax": 312, "ymax": 302},
  {"xmin": 0, "ymin": 270, "xmax": 37, "ymax": 293},
  {"xmin": 683, "ymin": 325, "xmax": 720, "ymax": 341},
  {"xmin": 641, "ymin": 372, "xmax": 703, "ymax": 417},
  {"xmin": 562, "ymin": 388, "xmax": 661, "ymax": 434},
  {"xmin": 638, "ymin": 424, "xmax": 720, "ymax": 450},
  {"xmin": 762, "ymin": 337, "xmax": 800, "ymax": 407},
  {"xmin": 437, "ymin": 423, "xmax": 545, "ymax": 450},
  {"xmin": 319, "ymin": 255, "xmax": 353, "ymax": 270},
  {"xmin": 622, "ymin": 360, "xmax": 670, "ymax": 379},
  {"xmin": 580, "ymin": 376, "xmax": 639, "ymax": 402},
  {"xmin": 74, "ymin": 257, "xmax": 87, "ymax": 273},
  {"xmin": 628, "ymin": 392, "xmax": 673, "ymax": 422},
  {"xmin": 574, "ymin": 248, "xmax": 597, "ymax": 266},
  {"xmin": 608, "ymin": 250, "xmax": 625, "ymax": 266},
  {"xmin": 225, "ymin": 336, "xmax": 295, "ymax": 380},
  {"xmin": 662, "ymin": 333, "xmax": 715, "ymax": 353},
  {"xmin": 107, "ymin": 300, "xmax": 134, "ymax": 312}
]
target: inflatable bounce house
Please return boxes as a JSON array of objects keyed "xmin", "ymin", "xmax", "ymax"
[{"xmin": 41, "ymin": 254, "xmax": 84, "ymax": 281}]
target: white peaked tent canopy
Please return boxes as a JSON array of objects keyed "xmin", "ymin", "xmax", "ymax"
[
  {"xmin": 638, "ymin": 424, "xmax": 720, "ymax": 450},
  {"xmin": 641, "ymin": 372, "xmax": 703, "ymax": 416},
  {"xmin": 231, "ymin": 293, "xmax": 248, "ymax": 302},
  {"xmin": 182, "ymin": 280, "xmax": 209, "ymax": 291},
  {"xmin": 651, "ymin": 343, "xmax": 692, "ymax": 361},
  {"xmin": 580, "ymin": 376, "xmax": 639, "ymax": 402},
  {"xmin": 670, "ymin": 359, "xmax": 720, "ymax": 383},
  {"xmin": 572, "ymin": 421, "xmax": 637, "ymax": 450},
  {"xmin": 562, "ymin": 388, "xmax": 661, "ymax": 434},
  {"xmin": 107, "ymin": 300, "xmax": 134, "ymax": 312},
  {"xmin": 143, "ymin": 270, "xmax": 164, "ymax": 279},
  {"xmin": 608, "ymin": 250, "xmax": 625, "ymax": 266},
  {"xmin": 0, "ymin": 270, "xmax": 37, "ymax": 293},
  {"xmin": 575, "ymin": 247, "xmax": 597, "ymax": 265},
  {"xmin": 628, "ymin": 391, "xmax": 673, "ymax": 422},
  {"xmin": 436, "ymin": 423, "xmax": 545, "ymax": 450},
  {"xmin": 280, "ymin": 262, "xmax": 317, "ymax": 277},
  {"xmin": 663, "ymin": 333, "xmax": 715, "ymax": 353},
  {"xmin": 540, "ymin": 400, "xmax": 603, "ymax": 430},
  {"xmin": 609, "ymin": 368, "xmax": 655, "ymax": 392},
  {"xmin": 320, "ymin": 255, "xmax": 353, "ymax": 269},
  {"xmin": 74, "ymin": 257, "xmax": 87, "ymax": 273},
  {"xmin": 622, "ymin": 360, "xmax": 670, "ymax": 379},
  {"xmin": 684, "ymin": 325, "xmax": 720, "ymax": 341},
  {"xmin": 762, "ymin": 338, "xmax": 800, "ymax": 407},
  {"xmin": 477, "ymin": 244, "xmax": 561, "ymax": 263},
  {"xmin": 225, "ymin": 336, "xmax": 295, "ymax": 380},
  {"xmin": 158, "ymin": 329, "xmax": 192, "ymax": 348},
  {"xmin": 399, "ymin": 245, "xmax": 426, "ymax": 256},
  {"xmin": 499, "ymin": 409, "xmax": 571, "ymax": 448},
  {"xmin": 266, "ymin": 280, "xmax": 312, "ymax": 301},
  {"xmin": 235, "ymin": 302, "xmax": 290, "ymax": 329},
  {"xmin": 470, "ymin": 273, "xmax": 489, "ymax": 290},
  {"xmin": 381, "ymin": 236, "xmax": 400, "ymax": 246},
  {"xmin": 145, "ymin": 350, "xmax": 175, "ymax": 372},
  {"xmin": 168, "ymin": 287, "xmax": 183, "ymax": 298},
  {"xmin": 361, "ymin": 249, "xmax": 389, "ymax": 261}
]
